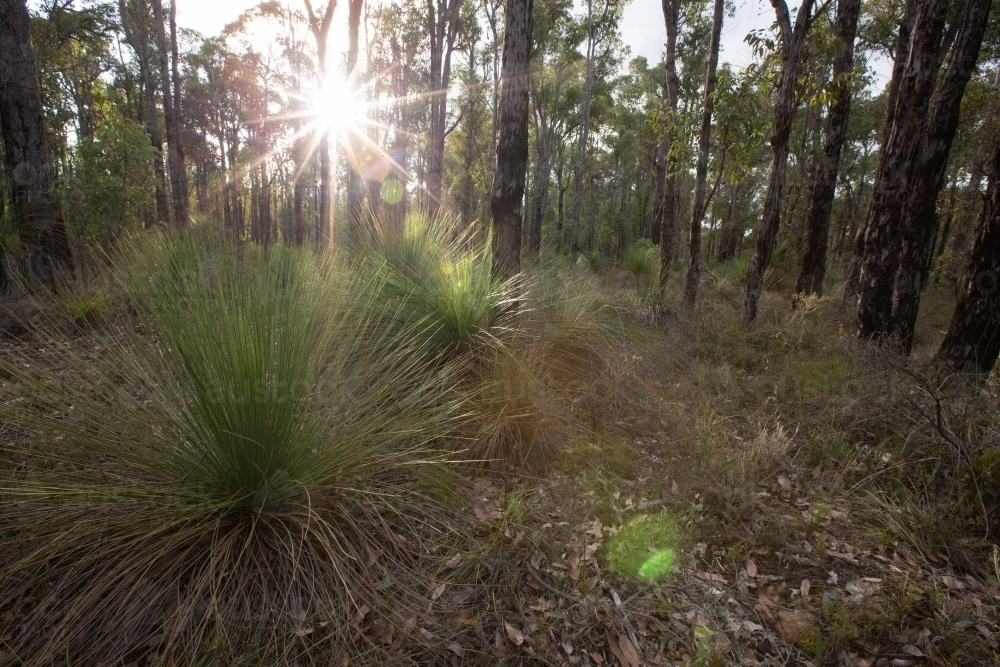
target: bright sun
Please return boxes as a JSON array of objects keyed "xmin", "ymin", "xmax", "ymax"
[{"xmin": 312, "ymin": 78, "xmax": 360, "ymax": 136}]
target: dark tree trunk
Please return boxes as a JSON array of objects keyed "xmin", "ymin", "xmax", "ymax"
[
  {"xmin": 120, "ymin": 0, "xmax": 169, "ymax": 227},
  {"xmin": 889, "ymin": 0, "xmax": 992, "ymax": 353},
  {"xmin": 683, "ymin": 0, "xmax": 724, "ymax": 306},
  {"xmin": 844, "ymin": 0, "xmax": 916, "ymax": 299},
  {"xmin": 795, "ymin": 0, "xmax": 861, "ymax": 296},
  {"xmin": 345, "ymin": 0, "xmax": 364, "ymax": 239},
  {"xmin": 304, "ymin": 0, "xmax": 336, "ymax": 247},
  {"xmin": 151, "ymin": 0, "xmax": 187, "ymax": 228},
  {"xmin": 935, "ymin": 145, "xmax": 1000, "ymax": 373},
  {"xmin": 427, "ymin": 0, "xmax": 463, "ymax": 212},
  {"xmin": 657, "ymin": 0, "xmax": 680, "ymax": 288},
  {"xmin": 855, "ymin": 0, "xmax": 950, "ymax": 341},
  {"xmin": 0, "ymin": 0, "xmax": 74, "ymax": 289},
  {"xmin": 491, "ymin": 0, "xmax": 533, "ymax": 280},
  {"xmin": 570, "ymin": 0, "xmax": 603, "ymax": 253},
  {"xmin": 740, "ymin": 0, "xmax": 816, "ymax": 324}
]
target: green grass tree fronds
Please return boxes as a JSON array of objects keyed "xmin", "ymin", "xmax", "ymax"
[{"xmin": 0, "ymin": 233, "xmax": 462, "ymax": 664}]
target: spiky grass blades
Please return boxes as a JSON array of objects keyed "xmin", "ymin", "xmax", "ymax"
[
  {"xmin": 355, "ymin": 212, "xmax": 520, "ymax": 353},
  {"xmin": 0, "ymin": 234, "xmax": 461, "ymax": 664}
]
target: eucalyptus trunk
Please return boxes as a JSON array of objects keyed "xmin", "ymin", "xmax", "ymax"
[
  {"xmin": 889, "ymin": 0, "xmax": 992, "ymax": 353},
  {"xmin": 683, "ymin": 0, "xmax": 724, "ymax": 306},
  {"xmin": 151, "ymin": 0, "xmax": 188, "ymax": 228},
  {"xmin": 935, "ymin": 145, "xmax": 1000, "ymax": 373},
  {"xmin": 794, "ymin": 0, "xmax": 861, "ymax": 296},
  {"xmin": 740, "ymin": 0, "xmax": 816, "ymax": 324},
  {"xmin": 119, "ymin": 0, "xmax": 168, "ymax": 227},
  {"xmin": 491, "ymin": 0, "xmax": 533, "ymax": 280},
  {"xmin": 569, "ymin": 0, "xmax": 598, "ymax": 253},
  {"xmin": 657, "ymin": 0, "xmax": 680, "ymax": 287},
  {"xmin": 427, "ymin": 0, "xmax": 463, "ymax": 211},
  {"xmin": 855, "ymin": 0, "xmax": 949, "ymax": 341},
  {"xmin": 0, "ymin": 0, "xmax": 74, "ymax": 288}
]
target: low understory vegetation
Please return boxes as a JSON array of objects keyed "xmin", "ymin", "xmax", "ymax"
[{"xmin": 0, "ymin": 220, "xmax": 997, "ymax": 666}]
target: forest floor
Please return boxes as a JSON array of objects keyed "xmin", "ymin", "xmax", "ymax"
[
  {"xmin": 423, "ymin": 270, "xmax": 1000, "ymax": 667},
  {"xmin": 1, "ymin": 263, "xmax": 998, "ymax": 666}
]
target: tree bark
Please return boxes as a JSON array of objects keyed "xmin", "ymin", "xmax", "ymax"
[
  {"xmin": 649, "ymin": 138, "xmax": 666, "ymax": 244},
  {"xmin": 794, "ymin": 0, "xmax": 861, "ymax": 296},
  {"xmin": 855, "ymin": 0, "xmax": 950, "ymax": 341},
  {"xmin": 304, "ymin": 0, "xmax": 337, "ymax": 248},
  {"xmin": 657, "ymin": 0, "xmax": 681, "ymax": 288},
  {"xmin": 346, "ymin": 0, "xmax": 364, "ymax": 239},
  {"xmin": 740, "ymin": 0, "xmax": 816, "ymax": 324},
  {"xmin": 844, "ymin": 1, "xmax": 914, "ymax": 299},
  {"xmin": 683, "ymin": 0, "xmax": 724, "ymax": 306},
  {"xmin": 0, "ymin": 0, "xmax": 74, "ymax": 288},
  {"xmin": 570, "ymin": 0, "xmax": 602, "ymax": 253},
  {"xmin": 151, "ymin": 0, "xmax": 187, "ymax": 228},
  {"xmin": 168, "ymin": 0, "xmax": 188, "ymax": 224},
  {"xmin": 527, "ymin": 114, "xmax": 551, "ymax": 254},
  {"xmin": 427, "ymin": 0, "xmax": 463, "ymax": 212},
  {"xmin": 935, "ymin": 145, "xmax": 1000, "ymax": 373},
  {"xmin": 889, "ymin": 0, "xmax": 992, "ymax": 353},
  {"xmin": 491, "ymin": 0, "xmax": 533, "ymax": 280},
  {"xmin": 120, "ymin": 0, "xmax": 169, "ymax": 227}
]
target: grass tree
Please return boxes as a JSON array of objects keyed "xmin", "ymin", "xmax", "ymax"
[{"xmin": 0, "ymin": 234, "xmax": 462, "ymax": 662}]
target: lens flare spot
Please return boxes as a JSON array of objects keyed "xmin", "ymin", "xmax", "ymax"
[
  {"xmin": 603, "ymin": 513, "xmax": 681, "ymax": 582},
  {"xmin": 638, "ymin": 548, "xmax": 676, "ymax": 581},
  {"xmin": 380, "ymin": 178, "xmax": 403, "ymax": 205}
]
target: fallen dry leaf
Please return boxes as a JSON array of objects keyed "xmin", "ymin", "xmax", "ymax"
[
  {"xmin": 606, "ymin": 632, "xmax": 625, "ymax": 666},
  {"xmin": 695, "ymin": 572, "xmax": 728, "ymax": 584},
  {"xmin": 589, "ymin": 650, "xmax": 606, "ymax": 664},
  {"xmin": 431, "ymin": 583, "xmax": 446, "ymax": 601},
  {"xmin": 617, "ymin": 634, "xmax": 642, "ymax": 667},
  {"xmin": 800, "ymin": 578, "xmax": 811, "ymax": 597},
  {"xmin": 504, "ymin": 622, "xmax": 525, "ymax": 646},
  {"xmin": 746, "ymin": 558, "xmax": 758, "ymax": 578},
  {"xmin": 448, "ymin": 643, "xmax": 465, "ymax": 658}
]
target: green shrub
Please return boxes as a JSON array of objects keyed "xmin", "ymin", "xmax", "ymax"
[
  {"xmin": 585, "ymin": 249, "xmax": 604, "ymax": 272},
  {"xmin": 0, "ymin": 232, "xmax": 460, "ymax": 663},
  {"xmin": 623, "ymin": 241, "xmax": 657, "ymax": 282},
  {"xmin": 356, "ymin": 212, "xmax": 519, "ymax": 353}
]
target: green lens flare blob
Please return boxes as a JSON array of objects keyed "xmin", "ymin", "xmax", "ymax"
[
  {"xmin": 381, "ymin": 178, "xmax": 403, "ymax": 205},
  {"xmin": 603, "ymin": 513, "xmax": 681, "ymax": 582},
  {"xmin": 638, "ymin": 547, "xmax": 676, "ymax": 581}
]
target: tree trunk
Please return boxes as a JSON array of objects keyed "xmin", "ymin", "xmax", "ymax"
[
  {"xmin": 935, "ymin": 145, "xmax": 1000, "ymax": 373},
  {"xmin": 740, "ymin": 0, "xmax": 816, "ymax": 324},
  {"xmin": 649, "ymin": 139, "xmax": 666, "ymax": 244},
  {"xmin": 855, "ymin": 0, "xmax": 950, "ymax": 341},
  {"xmin": 304, "ymin": 0, "xmax": 336, "ymax": 248},
  {"xmin": 427, "ymin": 0, "xmax": 463, "ymax": 211},
  {"xmin": 150, "ymin": 0, "xmax": 187, "ymax": 228},
  {"xmin": 657, "ymin": 0, "xmax": 680, "ymax": 288},
  {"xmin": 491, "ymin": 0, "xmax": 532, "ymax": 280},
  {"xmin": 683, "ymin": 0, "xmax": 724, "ymax": 306},
  {"xmin": 794, "ymin": 0, "xmax": 861, "ymax": 296},
  {"xmin": 346, "ymin": 0, "xmax": 364, "ymax": 239},
  {"xmin": 570, "ymin": 0, "xmax": 600, "ymax": 253},
  {"xmin": 168, "ymin": 0, "xmax": 188, "ymax": 224},
  {"xmin": 120, "ymin": 0, "xmax": 169, "ymax": 227},
  {"xmin": 527, "ymin": 118, "xmax": 551, "ymax": 253},
  {"xmin": 0, "ymin": 0, "xmax": 74, "ymax": 288},
  {"xmin": 889, "ymin": 0, "xmax": 992, "ymax": 353},
  {"xmin": 844, "ymin": 0, "xmax": 915, "ymax": 299}
]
